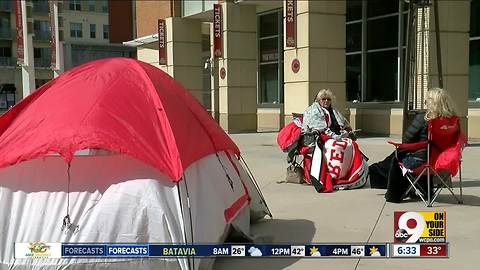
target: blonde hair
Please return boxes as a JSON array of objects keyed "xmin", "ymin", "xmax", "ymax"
[
  {"xmin": 425, "ymin": 88, "xmax": 457, "ymax": 121},
  {"xmin": 315, "ymin": 89, "xmax": 335, "ymax": 102}
]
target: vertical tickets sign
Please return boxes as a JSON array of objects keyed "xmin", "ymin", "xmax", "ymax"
[
  {"xmin": 158, "ymin": 19, "xmax": 167, "ymax": 65},
  {"xmin": 213, "ymin": 3, "xmax": 222, "ymax": 57},
  {"xmin": 285, "ymin": 0, "xmax": 296, "ymax": 47},
  {"xmin": 14, "ymin": 0, "xmax": 24, "ymax": 65},
  {"xmin": 48, "ymin": 0, "xmax": 56, "ymax": 69}
]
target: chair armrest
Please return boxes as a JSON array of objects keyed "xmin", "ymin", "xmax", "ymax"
[
  {"xmin": 387, "ymin": 141, "xmax": 402, "ymax": 147},
  {"xmin": 387, "ymin": 140, "xmax": 428, "ymax": 151}
]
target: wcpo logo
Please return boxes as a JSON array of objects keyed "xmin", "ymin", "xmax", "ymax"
[{"xmin": 394, "ymin": 211, "xmax": 446, "ymax": 243}]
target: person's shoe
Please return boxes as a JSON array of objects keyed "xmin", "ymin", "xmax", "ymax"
[
  {"xmin": 310, "ymin": 176, "xmax": 324, "ymax": 193},
  {"xmin": 407, "ymin": 190, "xmax": 418, "ymax": 199}
]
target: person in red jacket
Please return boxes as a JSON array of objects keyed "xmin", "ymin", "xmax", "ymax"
[{"xmin": 370, "ymin": 88, "xmax": 459, "ymax": 202}]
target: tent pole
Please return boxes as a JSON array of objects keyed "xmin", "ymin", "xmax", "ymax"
[
  {"xmin": 183, "ymin": 175, "xmax": 195, "ymax": 270},
  {"xmin": 176, "ymin": 181, "xmax": 192, "ymax": 270},
  {"xmin": 61, "ymin": 163, "xmax": 75, "ymax": 232},
  {"xmin": 239, "ymin": 155, "xmax": 272, "ymax": 218}
]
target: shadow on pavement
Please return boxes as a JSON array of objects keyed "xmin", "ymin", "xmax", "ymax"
[
  {"xmin": 435, "ymin": 194, "xmax": 480, "ymax": 206},
  {"xmin": 452, "ymin": 179, "xmax": 480, "ymax": 188},
  {"xmin": 213, "ymin": 219, "xmax": 316, "ymax": 270}
]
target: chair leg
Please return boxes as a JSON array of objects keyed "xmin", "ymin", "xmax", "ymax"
[
  {"xmin": 431, "ymin": 186, "xmax": 442, "ymax": 204},
  {"xmin": 427, "ymin": 167, "xmax": 432, "ymax": 207},
  {"xmin": 403, "ymin": 173, "xmax": 429, "ymax": 207},
  {"xmin": 459, "ymin": 160, "xmax": 464, "ymax": 204},
  {"xmin": 432, "ymin": 169, "xmax": 462, "ymax": 205}
]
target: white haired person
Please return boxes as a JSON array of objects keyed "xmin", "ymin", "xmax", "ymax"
[
  {"xmin": 302, "ymin": 89, "xmax": 352, "ymax": 140},
  {"xmin": 300, "ymin": 89, "xmax": 368, "ymax": 193},
  {"xmin": 369, "ymin": 88, "xmax": 460, "ymax": 202}
]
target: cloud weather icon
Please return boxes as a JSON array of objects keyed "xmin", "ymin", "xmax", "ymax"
[{"xmin": 248, "ymin": 247, "xmax": 263, "ymax": 256}]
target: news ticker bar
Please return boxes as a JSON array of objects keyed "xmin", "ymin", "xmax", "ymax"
[{"xmin": 14, "ymin": 243, "xmax": 449, "ymax": 259}]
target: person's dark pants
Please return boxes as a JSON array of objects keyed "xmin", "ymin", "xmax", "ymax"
[
  {"xmin": 370, "ymin": 152, "xmax": 432, "ymax": 203},
  {"xmin": 384, "ymin": 154, "xmax": 410, "ymax": 202}
]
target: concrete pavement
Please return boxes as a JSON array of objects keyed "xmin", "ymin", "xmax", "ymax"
[{"xmin": 213, "ymin": 133, "xmax": 480, "ymax": 270}]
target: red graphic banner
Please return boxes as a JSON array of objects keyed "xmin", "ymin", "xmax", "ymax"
[
  {"xmin": 213, "ymin": 4, "xmax": 222, "ymax": 58},
  {"xmin": 15, "ymin": 0, "xmax": 24, "ymax": 65},
  {"xmin": 285, "ymin": 0, "xmax": 296, "ymax": 47},
  {"xmin": 158, "ymin": 19, "xmax": 167, "ymax": 65}
]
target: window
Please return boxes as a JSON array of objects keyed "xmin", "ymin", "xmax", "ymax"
[
  {"xmin": 90, "ymin": 24, "xmax": 96, "ymax": 38},
  {"xmin": 366, "ymin": 13, "xmax": 398, "ymax": 102},
  {"xmin": 69, "ymin": 0, "xmax": 81, "ymax": 11},
  {"xmin": 346, "ymin": 0, "xmax": 362, "ymax": 102},
  {"xmin": 0, "ymin": 84, "xmax": 16, "ymax": 109},
  {"xmin": 0, "ymin": 47, "xmax": 12, "ymax": 57},
  {"xmin": 182, "ymin": 0, "xmax": 217, "ymax": 17},
  {"xmin": 345, "ymin": 0, "xmax": 403, "ymax": 102},
  {"xmin": 32, "ymin": 0, "xmax": 49, "ymax": 13},
  {"xmin": 183, "ymin": 0, "xmax": 204, "ymax": 17},
  {"xmin": 103, "ymin": 24, "xmax": 109, "ymax": 39},
  {"xmin": 470, "ymin": 0, "xmax": 480, "ymax": 102},
  {"xmin": 33, "ymin": 20, "xmax": 49, "ymax": 32},
  {"xmin": 367, "ymin": 0, "xmax": 398, "ymax": 18},
  {"xmin": 101, "ymin": 0, "xmax": 108, "ymax": 13},
  {"xmin": 0, "ymin": 47, "xmax": 12, "ymax": 66},
  {"xmin": 367, "ymin": 16, "xmax": 398, "ymax": 50},
  {"xmin": 346, "ymin": 23, "xmax": 361, "ymax": 53},
  {"xmin": 258, "ymin": 11, "xmax": 283, "ymax": 104},
  {"xmin": 88, "ymin": 0, "xmax": 95, "ymax": 12},
  {"xmin": 347, "ymin": 0, "xmax": 362, "ymax": 21},
  {"xmin": 71, "ymin": 45, "xmax": 133, "ymax": 67},
  {"xmin": 259, "ymin": 64, "xmax": 279, "ymax": 104},
  {"xmin": 0, "ymin": 17, "xmax": 10, "ymax": 39},
  {"xmin": 366, "ymin": 50, "xmax": 398, "ymax": 101},
  {"xmin": 33, "ymin": 48, "xmax": 42, "ymax": 58},
  {"xmin": 347, "ymin": 54, "xmax": 361, "ymax": 101},
  {"xmin": 70, "ymin": 22, "xmax": 82, "ymax": 38},
  {"xmin": 35, "ymin": 79, "xmax": 50, "ymax": 89},
  {"xmin": 34, "ymin": 47, "xmax": 50, "ymax": 59},
  {"xmin": 33, "ymin": 47, "xmax": 50, "ymax": 67},
  {"xmin": 33, "ymin": 20, "xmax": 50, "ymax": 40},
  {"xmin": 0, "ymin": 16, "xmax": 10, "ymax": 28}
]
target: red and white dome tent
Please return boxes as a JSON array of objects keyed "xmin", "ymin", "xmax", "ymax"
[{"xmin": 0, "ymin": 58, "xmax": 270, "ymax": 270}]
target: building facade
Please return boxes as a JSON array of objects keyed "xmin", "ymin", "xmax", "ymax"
[
  {"xmin": 0, "ymin": 0, "xmax": 135, "ymax": 113},
  {"xmin": 128, "ymin": 0, "xmax": 480, "ymax": 138}
]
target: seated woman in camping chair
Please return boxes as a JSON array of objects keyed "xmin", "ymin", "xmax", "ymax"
[
  {"xmin": 369, "ymin": 88, "xmax": 461, "ymax": 203},
  {"xmin": 300, "ymin": 89, "xmax": 368, "ymax": 193}
]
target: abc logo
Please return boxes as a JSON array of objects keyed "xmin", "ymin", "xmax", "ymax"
[{"xmin": 394, "ymin": 229, "xmax": 410, "ymax": 242}]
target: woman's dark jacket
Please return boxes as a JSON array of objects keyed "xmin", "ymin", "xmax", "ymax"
[
  {"xmin": 402, "ymin": 112, "xmax": 428, "ymax": 160},
  {"xmin": 369, "ymin": 112, "xmax": 430, "ymax": 202}
]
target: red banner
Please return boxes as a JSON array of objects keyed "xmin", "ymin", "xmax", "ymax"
[
  {"xmin": 158, "ymin": 19, "xmax": 167, "ymax": 65},
  {"xmin": 213, "ymin": 4, "xmax": 222, "ymax": 58},
  {"xmin": 48, "ymin": 0, "xmax": 57, "ymax": 69},
  {"xmin": 14, "ymin": 0, "xmax": 24, "ymax": 65},
  {"xmin": 285, "ymin": 0, "xmax": 296, "ymax": 47}
]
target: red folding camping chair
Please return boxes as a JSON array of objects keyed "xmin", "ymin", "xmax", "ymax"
[{"xmin": 388, "ymin": 116, "xmax": 466, "ymax": 207}]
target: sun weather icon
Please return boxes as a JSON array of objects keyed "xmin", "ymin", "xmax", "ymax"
[
  {"xmin": 310, "ymin": 246, "xmax": 322, "ymax": 257},
  {"xmin": 369, "ymin": 246, "xmax": 381, "ymax": 256}
]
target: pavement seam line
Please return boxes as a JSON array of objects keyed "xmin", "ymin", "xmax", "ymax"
[
  {"xmin": 354, "ymin": 199, "xmax": 387, "ymax": 270},
  {"xmin": 261, "ymin": 173, "xmax": 288, "ymax": 189}
]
